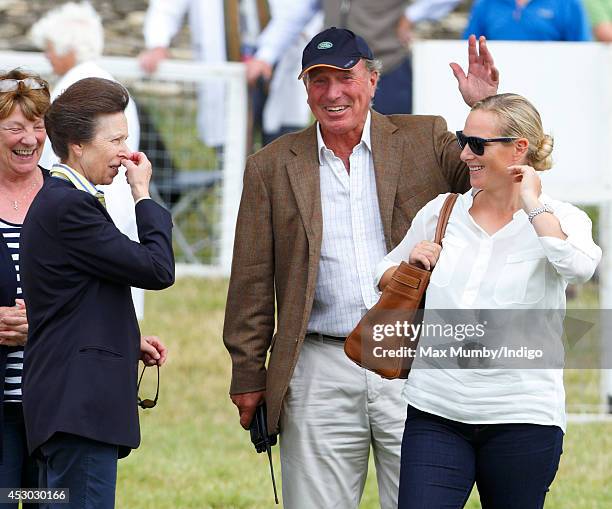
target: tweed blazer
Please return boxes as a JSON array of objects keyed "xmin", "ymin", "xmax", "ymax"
[{"xmin": 223, "ymin": 110, "xmax": 469, "ymax": 433}]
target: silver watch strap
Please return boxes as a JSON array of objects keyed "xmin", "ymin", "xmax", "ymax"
[{"xmin": 528, "ymin": 204, "xmax": 554, "ymax": 223}]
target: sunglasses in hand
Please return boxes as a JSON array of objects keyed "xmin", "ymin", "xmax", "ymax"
[{"xmin": 137, "ymin": 364, "xmax": 159, "ymax": 409}]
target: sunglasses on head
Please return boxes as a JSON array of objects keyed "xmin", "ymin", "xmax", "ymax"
[
  {"xmin": 137, "ymin": 364, "xmax": 159, "ymax": 410},
  {"xmin": 455, "ymin": 131, "xmax": 517, "ymax": 156},
  {"xmin": 0, "ymin": 78, "xmax": 47, "ymax": 93}
]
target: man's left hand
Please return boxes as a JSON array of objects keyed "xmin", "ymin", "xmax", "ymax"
[
  {"xmin": 450, "ymin": 35, "xmax": 499, "ymax": 107},
  {"xmin": 140, "ymin": 335, "xmax": 168, "ymax": 366}
]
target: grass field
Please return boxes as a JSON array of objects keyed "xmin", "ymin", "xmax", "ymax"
[{"xmin": 116, "ymin": 278, "xmax": 612, "ymax": 508}]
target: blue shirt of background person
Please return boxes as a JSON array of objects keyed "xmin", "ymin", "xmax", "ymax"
[{"xmin": 463, "ymin": 0, "xmax": 592, "ymax": 41}]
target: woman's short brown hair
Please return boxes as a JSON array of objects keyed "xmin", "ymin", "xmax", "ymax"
[
  {"xmin": 45, "ymin": 77, "xmax": 129, "ymax": 161},
  {"xmin": 0, "ymin": 69, "xmax": 50, "ymax": 121}
]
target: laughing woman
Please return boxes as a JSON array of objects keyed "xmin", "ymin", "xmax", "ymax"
[
  {"xmin": 376, "ymin": 94, "xmax": 601, "ymax": 509},
  {"xmin": 0, "ymin": 69, "xmax": 50, "ymax": 506}
]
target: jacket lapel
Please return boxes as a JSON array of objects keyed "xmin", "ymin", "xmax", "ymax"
[
  {"xmin": 370, "ymin": 110, "xmax": 402, "ymax": 250},
  {"xmin": 286, "ymin": 125, "xmax": 323, "ymax": 251},
  {"xmin": 286, "ymin": 125, "xmax": 323, "ymax": 342}
]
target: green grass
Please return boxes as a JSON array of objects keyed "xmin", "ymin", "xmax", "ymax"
[{"xmin": 116, "ymin": 278, "xmax": 612, "ymax": 508}]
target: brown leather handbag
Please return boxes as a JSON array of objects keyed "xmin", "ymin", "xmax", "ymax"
[{"xmin": 344, "ymin": 193, "xmax": 459, "ymax": 379}]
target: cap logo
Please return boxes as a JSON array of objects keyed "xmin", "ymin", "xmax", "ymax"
[{"xmin": 317, "ymin": 41, "xmax": 333, "ymax": 50}]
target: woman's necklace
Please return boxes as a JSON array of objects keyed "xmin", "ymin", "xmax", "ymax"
[{"xmin": 1, "ymin": 176, "xmax": 40, "ymax": 211}]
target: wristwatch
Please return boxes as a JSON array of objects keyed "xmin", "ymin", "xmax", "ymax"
[{"xmin": 527, "ymin": 204, "xmax": 554, "ymax": 223}]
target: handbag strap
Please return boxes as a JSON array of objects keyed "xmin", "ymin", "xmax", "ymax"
[{"xmin": 433, "ymin": 193, "xmax": 459, "ymax": 246}]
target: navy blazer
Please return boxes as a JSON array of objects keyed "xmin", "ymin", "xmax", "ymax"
[
  {"xmin": 0, "ymin": 168, "xmax": 48, "ymax": 462},
  {"xmin": 20, "ymin": 177, "xmax": 174, "ymax": 458}
]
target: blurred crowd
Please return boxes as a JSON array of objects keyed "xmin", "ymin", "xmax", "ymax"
[{"xmin": 6, "ymin": 0, "xmax": 610, "ymax": 157}]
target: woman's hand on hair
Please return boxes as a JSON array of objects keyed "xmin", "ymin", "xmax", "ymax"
[
  {"xmin": 122, "ymin": 151, "xmax": 152, "ymax": 202},
  {"xmin": 409, "ymin": 241, "xmax": 442, "ymax": 271},
  {"xmin": 508, "ymin": 165, "xmax": 542, "ymax": 212}
]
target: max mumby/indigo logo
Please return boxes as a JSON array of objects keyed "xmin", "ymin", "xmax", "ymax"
[{"xmin": 317, "ymin": 41, "xmax": 333, "ymax": 50}]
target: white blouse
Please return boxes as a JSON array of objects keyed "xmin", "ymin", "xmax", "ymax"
[{"xmin": 374, "ymin": 189, "xmax": 602, "ymax": 431}]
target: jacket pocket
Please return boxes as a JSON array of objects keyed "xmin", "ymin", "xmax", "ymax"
[{"xmin": 78, "ymin": 346, "xmax": 123, "ymax": 360}]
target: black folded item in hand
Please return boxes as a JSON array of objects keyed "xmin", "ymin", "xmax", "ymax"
[
  {"xmin": 249, "ymin": 403, "xmax": 279, "ymax": 504},
  {"xmin": 250, "ymin": 403, "xmax": 277, "ymax": 452}
]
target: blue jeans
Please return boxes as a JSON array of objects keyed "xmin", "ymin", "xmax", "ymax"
[
  {"xmin": 373, "ymin": 57, "xmax": 412, "ymax": 115},
  {"xmin": 0, "ymin": 404, "xmax": 38, "ymax": 509},
  {"xmin": 398, "ymin": 405, "xmax": 563, "ymax": 509},
  {"xmin": 37, "ymin": 433, "xmax": 118, "ymax": 509}
]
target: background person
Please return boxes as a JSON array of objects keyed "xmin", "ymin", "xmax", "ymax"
[
  {"xmin": 584, "ymin": 0, "xmax": 612, "ymax": 41},
  {"xmin": 223, "ymin": 27, "xmax": 498, "ymax": 509},
  {"xmin": 0, "ymin": 69, "xmax": 49, "ymax": 507},
  {"xmin": 245, "ymin": 0, "xmax": 463, "ymax": 114},
  {"xmin": 463, "ymin": 0, "xmax": 592, "ymax": 41},
  {"xmin": 138, "ymin": 0, "xmax": 226, "ymax": 150},
  {"xmin": 20, "ymin": 77, "xmax": 175, "ymax": 509},
  {"xmin": 244, "ymin": 0, "xmax": 322, "ymax": 147},
  {"xmin": 376, "ymin": 93, "xmax": 602, "ymax": 508},
  {"xmin": 30, "ymin": 1, "xmax": 145, "ymax": 318},
  {"xmin": 139, "ymin": 0, "xmax": 315, "ymax": 150}
]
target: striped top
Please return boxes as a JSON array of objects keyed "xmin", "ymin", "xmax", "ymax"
[{"xmin": 0, "ymin": 218, "xmax": 24, "ymax": 403}]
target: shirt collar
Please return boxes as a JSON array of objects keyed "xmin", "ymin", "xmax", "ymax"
[
  {"xmin": 50, "ymin": 163, "xmax": 103, "ymax": 200},
  {"xmin": 316, "ymin": 110, "xmax": 372, "ymax": 165}
]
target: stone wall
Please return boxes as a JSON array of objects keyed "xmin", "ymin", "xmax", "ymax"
[{"xmin": 0, "ymin": 0, "xmax": 472, "ymax": 57}]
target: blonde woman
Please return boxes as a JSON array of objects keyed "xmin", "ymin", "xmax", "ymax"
[{"xmin": 376, "ymin": 94, "xmax": 601, "ymax": 508}]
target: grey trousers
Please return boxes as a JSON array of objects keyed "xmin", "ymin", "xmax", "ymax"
[{"xmin": 280, "ymin": 335, "xmax": 407, "ymax": 509}]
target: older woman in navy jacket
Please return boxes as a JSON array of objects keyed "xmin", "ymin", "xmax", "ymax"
[{"xmin": 20, "ymin": 77, "xmax": 174, "ymax": 509}]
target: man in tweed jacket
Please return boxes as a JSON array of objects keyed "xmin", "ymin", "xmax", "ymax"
[{"xmin": 224, "ymin": 28, "xmax": 499, "ymax": 509}]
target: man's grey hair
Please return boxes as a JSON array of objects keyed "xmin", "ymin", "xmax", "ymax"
[{"xmin": 364, "ymin": 58, "xmax": 383, "ymax": 75}]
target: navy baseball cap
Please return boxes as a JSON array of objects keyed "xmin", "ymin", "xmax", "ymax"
[{"xmin": 298, "ymin": 27, "xmax": 373, "ymax": 80}]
